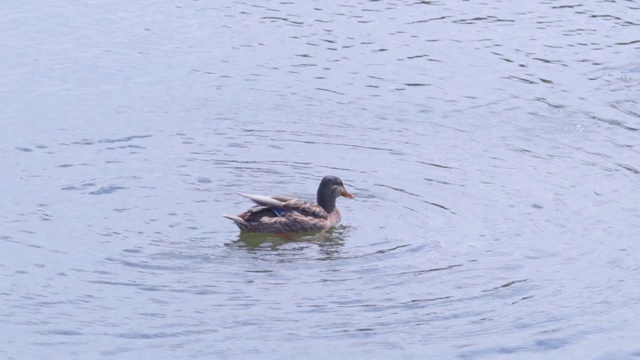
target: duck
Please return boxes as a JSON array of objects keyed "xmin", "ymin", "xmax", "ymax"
[{"xmin": 223, "ymin": 175, "xmax": 355, "ymax": 233}]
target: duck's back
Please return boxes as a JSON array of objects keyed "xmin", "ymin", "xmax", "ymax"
[{"xmin": 239, "ymin": 201, "xmax": 341, "ymax": 233}]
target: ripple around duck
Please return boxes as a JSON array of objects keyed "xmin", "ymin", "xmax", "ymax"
[
  {"xmin": 113, "ymin": 328, "xmax": 218, "ymax": 340},
  {"xmin": 226, "ymin": 229, "xmax": 424, "ymax": 264}
]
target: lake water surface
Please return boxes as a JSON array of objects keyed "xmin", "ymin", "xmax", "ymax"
[{"xmin": 2, "ymin": 1, "xmax": 640, "ymax": 359}]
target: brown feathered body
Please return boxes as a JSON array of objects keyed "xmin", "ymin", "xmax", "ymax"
[{"xmin": 233, "ymin": 198, "xmax": 342, "ymax": 233}]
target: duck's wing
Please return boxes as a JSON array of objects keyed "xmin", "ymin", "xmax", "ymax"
[
  {"xmin": 271, "ymin": 196, "xmax": 296, "ymax": 202},
  {"xmin": 282, "ymin": 198, "xmax": 329, "ymax": 220},
  {"xmin": 238, "ymin": 193, "xmax": 288, "ymax": 209},
  {"xmin": 238, "ymin": 194, "xmax": 329, "ymax": 220}
]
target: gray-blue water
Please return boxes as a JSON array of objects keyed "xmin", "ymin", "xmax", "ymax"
[{"xmin": 2, "ymin": 1, "xmax": 640, "ymax": 359}]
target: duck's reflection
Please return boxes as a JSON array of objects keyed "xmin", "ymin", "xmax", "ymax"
[{"xmin": 226, "ymin": 226, "xmax": 352, "ymax": 261}]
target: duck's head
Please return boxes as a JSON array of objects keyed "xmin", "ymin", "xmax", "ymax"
[{"xmin": 317, "ymin": 175, "xmax": 355, "ymax": 213}]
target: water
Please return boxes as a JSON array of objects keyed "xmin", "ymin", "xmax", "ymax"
[{"xmin": 2, "ymin": 1, "xmax": 639, "ymax": 359}]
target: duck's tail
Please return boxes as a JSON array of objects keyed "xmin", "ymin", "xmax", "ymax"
[{"xmin": 223, "ymin": 214, "xmax": 248, "ymax": 229}]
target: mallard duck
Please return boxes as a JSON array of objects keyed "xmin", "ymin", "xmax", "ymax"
[{"xmin": 223, "ymin": 175, "xmax": 355, "ymax": 233}]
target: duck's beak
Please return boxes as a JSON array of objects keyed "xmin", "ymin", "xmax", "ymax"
[{"xmin": 342, "ymin": 187, "xmax": 356, "ymax": 199}]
